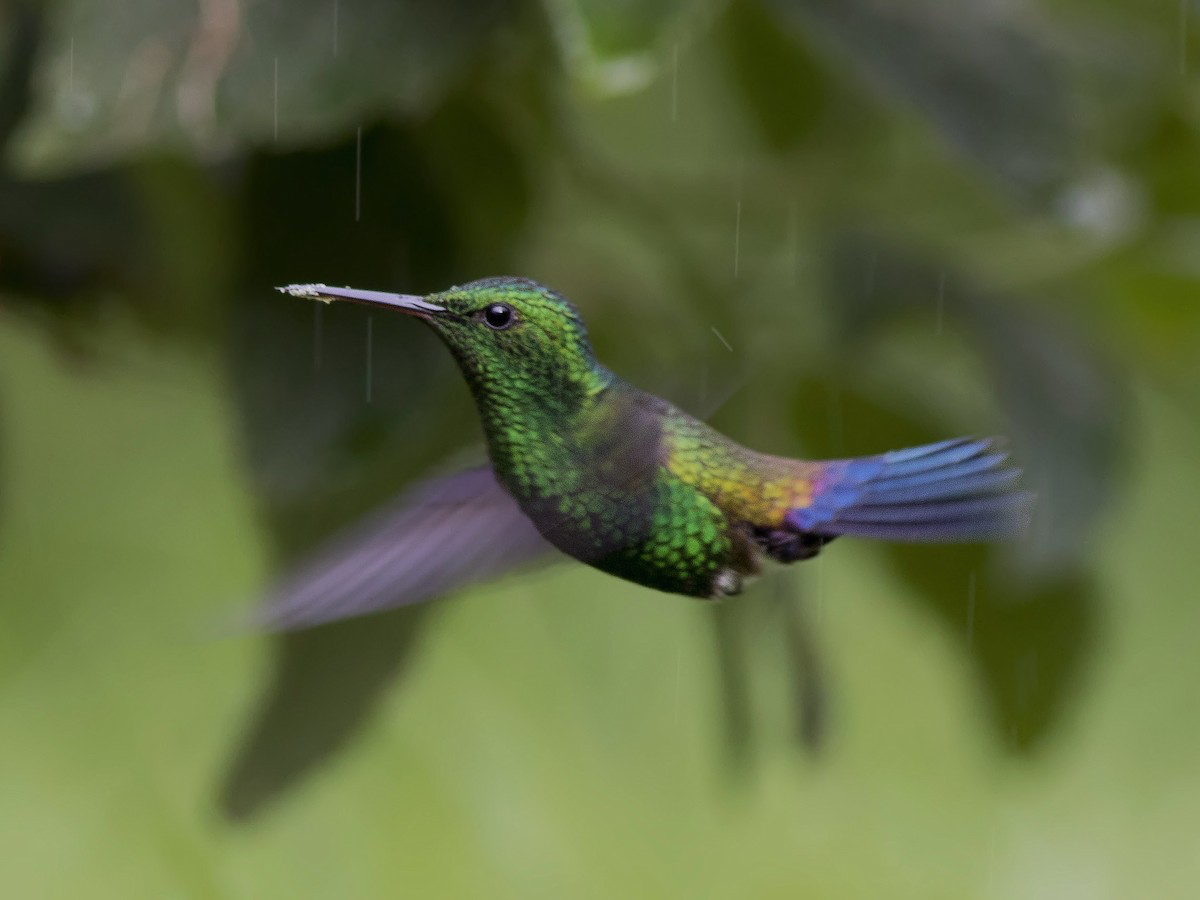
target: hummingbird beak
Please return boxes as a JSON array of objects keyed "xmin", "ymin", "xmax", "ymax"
[{"xmin": 277, "ymin": 283, "xmax": 445, "ymax": 318}]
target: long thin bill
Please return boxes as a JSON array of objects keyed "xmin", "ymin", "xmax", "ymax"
[{"xmin": 276, "ymin": 283, "xmax": 445, "ymax": 314}]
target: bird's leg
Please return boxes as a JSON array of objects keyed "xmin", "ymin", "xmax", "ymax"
[
  {"xmin": 710, "ymin": 568, "xmax": 744, "ymax": 599},
  {"xmin": 710, "ymin": 601, "xmax": 755, "ymax": 772},
  {"xmin": 753, "ymin": 526, "xmax": 837, "ymax": 564},
  {"xmin": 771, "ymin": 573, "xmax": 828, "ymax": 752}
]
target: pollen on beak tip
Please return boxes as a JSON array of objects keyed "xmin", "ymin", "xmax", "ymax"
[{"xmin": 277, "ymin": 283, "xmax": 332, "ymax": 301}]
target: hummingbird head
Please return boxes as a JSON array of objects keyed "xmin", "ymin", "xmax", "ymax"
[{"xmin": 279, "ymin": 276, "xmax": 612, "ymax": 405}]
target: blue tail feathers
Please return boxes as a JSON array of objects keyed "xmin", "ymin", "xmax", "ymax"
[{"xmin": 787, "ymin": 437, "xmax": 1033, "ymax": 542}]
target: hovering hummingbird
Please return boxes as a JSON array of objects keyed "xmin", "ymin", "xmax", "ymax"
[{"xmin": 260, "ymin": 277, "xmax": 1031, "ymax": 630}]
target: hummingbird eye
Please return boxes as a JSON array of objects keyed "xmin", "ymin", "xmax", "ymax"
[{"xmin": 482, "ymin": 303, "xmax": 515, "ymax": 330}]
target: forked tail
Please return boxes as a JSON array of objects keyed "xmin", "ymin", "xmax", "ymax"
[{"xmin": 787, "ymin": 437, "xmax": 1032, "ymax": 542}]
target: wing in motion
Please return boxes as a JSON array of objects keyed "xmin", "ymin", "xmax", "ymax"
[{"xmin": 251, "ymin": 465, "xmax": 558, "ymax": 631}]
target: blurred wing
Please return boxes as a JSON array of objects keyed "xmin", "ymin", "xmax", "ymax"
[
  {"xmin": 787, "ymin": 437, "xmax": 1033, "ymax": 541},
  {"xmin": 251, "ymin": 465, "xmax": 557, "ymax": 631}
]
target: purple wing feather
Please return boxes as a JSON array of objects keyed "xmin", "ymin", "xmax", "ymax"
[
  {"xmin": 250, "ymin": 466, "xmax": 557, "ymax": 631},
  {"xmin": 787, "ymin": 437, "xmax": 1033, "ymax": 542}
]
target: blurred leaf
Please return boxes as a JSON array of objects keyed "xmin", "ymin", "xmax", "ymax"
[
  {"xmin": 886, "ymin": 542, "xmax": 1094, "ymax": 752},
  {"xmin": 16, "ymin": 0, "xmax": 516, "ymax": 171},
  {"xmin": 0, "ymin": 0, "xmax": 39, "ymax": 149},
  {"xmin": 0, "ymin": 157, "xmax": 233, "ymax": 347},
  {"xmin": 1130, "ymin": 107, "xmax": 1200, "ymax": 215},
  {"xmin": 720, "ymin": 0, "xmax": 828, "ymax": 152},
  {"xmin": 787, "ymin": 375, "xmax": 1097, "ymax": 750},
  {"xmin": 826, "ymin": 231, "xmax": 1125, "ymax": 571},
  {"xmin": 548, "ymin": 0, "xmax": 691, "ymax": 91},
  {"xmin": 0, "ymin": 167, "xmax": 147, "ymax": 314},
  {"xmin": 769, "ymin": 0, "xmax": 1081, "ymax": 201},
  {"xmin": 0, "ymin": 1, "xmax": 236, "ymax": 344},
  {"xmin": 568, "ymin": 0, "xmax": 685, "ymax": 59},
  {"xmin": 414, "ymin": 90, "xmax": 538, "ymax": 274}
]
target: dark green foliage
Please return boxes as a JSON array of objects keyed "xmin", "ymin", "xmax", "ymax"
[{"xmin": 0, "ymin": 0, "xmax": 1174, "ymax": 837}]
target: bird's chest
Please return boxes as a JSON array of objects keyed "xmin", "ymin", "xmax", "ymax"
[
  {"xmin": 493, "ymin": 429, "xmax": 661, "ymax": 560},
  {"xmin": 480, "ymin": 394, "xmax": 745, "ymax": 598},
  {"xmin": 501, "ymin": 449, "xmax": 741, "ymax": 598},
  {"xmin": 482, "ymin": 394, "xmax": 662, "ymax": 531}
]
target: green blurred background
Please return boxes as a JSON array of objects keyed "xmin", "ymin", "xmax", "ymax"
[{"xmin": 1, "ymin": 0, "xmax": 1198, "ymax": 896}]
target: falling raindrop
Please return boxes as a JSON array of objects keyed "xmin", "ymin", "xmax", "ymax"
[
  {"xmin": 671, "ymin": 43, "xmax": 680, "ymax": 123},
  {"xmin": 273, "ymin": 57, "xmax": 279, "ymax": 141},
  {"xmin": 733, "ymin": 162, "xmax": 744, "ymax": 278},
  {"xmin": 711, "ymin": 326, "xmax": 733, "ymax": 353},
  {"xmin": 313, "ymin": 303, "xmax": 323, "ymax": 371},
  {"xmin": 936, "ymin": 271, "xmax": 946, "ymax": 334},
  {"xmin": 333, "ymin": 0, "xmax": 340, "ymax": 57},
  {"xmin": 733, "ymin": 203, "xmax": 743, "ymax": 278},
  {"xmin": 787, "ymin": 200, "xmax": 800, "ymax": 286},
  {"xmin": 826, "ymin": 385, "xmax": 843, "ymax": 456},
  {"xmin": 355, "ymin": 126, "xmax": 363, "ymax": 221},
  {"xmin": 1181, "ymin": 0, "xmax": 1190, "ymax": 74},
  {"xmin": 60, "ymin": 34, "xmax": 90, "ymax": 127},
  {"xmin": 365, "ymin": 315, "xmax": 374, "ymax": 403}
]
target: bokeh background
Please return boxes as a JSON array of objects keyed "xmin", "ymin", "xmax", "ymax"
[{"xmin": 1, "ymin": 0, "xmax": 1198, "ymax": 897}]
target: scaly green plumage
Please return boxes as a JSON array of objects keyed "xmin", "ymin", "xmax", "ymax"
[
  {"xmin": 277, "ymin": 276, "xmax": 1031, "ymax": 605},
  {"xmin": 413, "ymin": 277, "xmax": 783, "ymax": 596}
]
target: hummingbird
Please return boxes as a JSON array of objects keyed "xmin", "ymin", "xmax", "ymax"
[{"xmin": 260, "ymin": 277, "xmax": 1031, "ymax": 630}]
